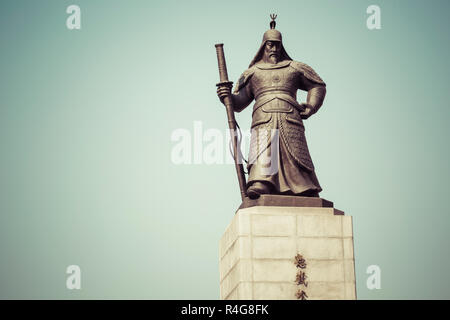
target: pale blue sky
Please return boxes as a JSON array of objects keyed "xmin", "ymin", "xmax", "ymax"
[{"xmin": 0, "ymin": 0, "xmax": 449, "ymax": 299}]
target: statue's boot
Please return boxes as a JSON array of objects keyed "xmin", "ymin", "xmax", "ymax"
[
  {"xmin": 299, "ymin": 189, "xmax": 320, "ymax": 198},
  {"xmin": 247, "ymin": 181, "xmax": 271, "ymax": 199}
]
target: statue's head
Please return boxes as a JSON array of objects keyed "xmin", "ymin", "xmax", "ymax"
[
  {"xmin": 249, "ymin": 14, "xmax": 292, "ymax": 67},
  {"xmin": 263, "ymin": 40, "xmax": 281, "ymax": 64}
]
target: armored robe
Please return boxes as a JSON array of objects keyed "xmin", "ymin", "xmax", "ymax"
[{"xmin": 231, "ymin": 59, "xmax": 326, "ymax": 196}]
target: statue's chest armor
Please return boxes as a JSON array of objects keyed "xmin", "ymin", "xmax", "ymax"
[{"xmin": 250, "ymin": 66, "xmax": 299, "ymax": 96}]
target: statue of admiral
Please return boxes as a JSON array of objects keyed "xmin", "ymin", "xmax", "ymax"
[{"xmin": 217, "ymin": 15, "xmax": 327, "ymax": 199}]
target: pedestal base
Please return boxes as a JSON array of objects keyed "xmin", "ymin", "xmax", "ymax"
[{"xmin": 219, "ymin": 205, "xmax": 356, "ymax": 300}]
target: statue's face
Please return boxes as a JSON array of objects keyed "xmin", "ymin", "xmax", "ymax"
[{"xmin": 263, "ymin": 40, "xmax": 281, "ymax": 63}]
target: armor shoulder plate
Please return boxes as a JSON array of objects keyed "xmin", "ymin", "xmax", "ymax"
[
  {"xmin": 290, "ymin": 61, "xmax": 326, "ymax": 86},
  {"xmin": 233, "ymin": 66, "xmax": 256, "ymax": 93}
]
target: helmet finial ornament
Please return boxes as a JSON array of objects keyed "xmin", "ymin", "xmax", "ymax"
[{"xmin": 270, "ymin": 14, "xmax": 277, "ymax": 29}]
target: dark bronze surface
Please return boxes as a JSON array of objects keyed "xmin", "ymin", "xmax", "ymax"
[
  {"xmin": 238, "ymin": 194, "xmax": 333, "ymax": 209},
  {"xmin": 237, "ymin": 194, "xmax": 344, "ymax": 215},
  {"xmin": 217, "ymin": 15, "xmax": 328, "ymax": 203}
]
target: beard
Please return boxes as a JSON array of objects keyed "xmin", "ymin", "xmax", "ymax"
[{"xmin": 268, "ymin": 54, "xmax": 279, "ymax": 64}]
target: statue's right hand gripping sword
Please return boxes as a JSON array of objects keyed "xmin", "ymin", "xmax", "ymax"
[{"xmin": 215, "ymin": 43, "xmax": 247, "ymax": 201}]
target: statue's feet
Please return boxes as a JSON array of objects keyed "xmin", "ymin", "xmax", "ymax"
[
  {"xmin": 299, "ymin": 189, "xmax": 320, "ymax": 198},
  {"xmin": 247, "ymin": 182, "xmax": 271, "ymax": 199}
]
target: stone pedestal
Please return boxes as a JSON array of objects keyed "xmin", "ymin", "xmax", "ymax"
[{"xmin": 219, "ymin": 200, "xmax": 356, "ymax": 300}]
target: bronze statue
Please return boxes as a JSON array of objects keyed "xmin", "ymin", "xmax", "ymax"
[{"xmin": 216, "ymin": 15, "xmax": 326, "ymax": 200}]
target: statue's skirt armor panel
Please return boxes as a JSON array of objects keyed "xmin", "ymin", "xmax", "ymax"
[{"xmin": 247, "ymin": 105, "xmax": 322, "ymax": 195}]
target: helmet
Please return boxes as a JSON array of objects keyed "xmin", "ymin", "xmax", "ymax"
[{"xmin": 249, "ymin": 14, "xmax": 292, "ymax": 68}]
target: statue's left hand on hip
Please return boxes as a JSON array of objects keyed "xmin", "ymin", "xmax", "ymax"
[{"xmin": 299, "ymin": 103, "xmax": 316, "ymax": 119}]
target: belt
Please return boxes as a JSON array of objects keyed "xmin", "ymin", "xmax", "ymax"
[
  {"xmin": 254, "ymin": 88, "xmax": 295, "ymax": 100},
  {"xmin": 252, "ymin": 91, "xmax": 302, "ymax": 114}
]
